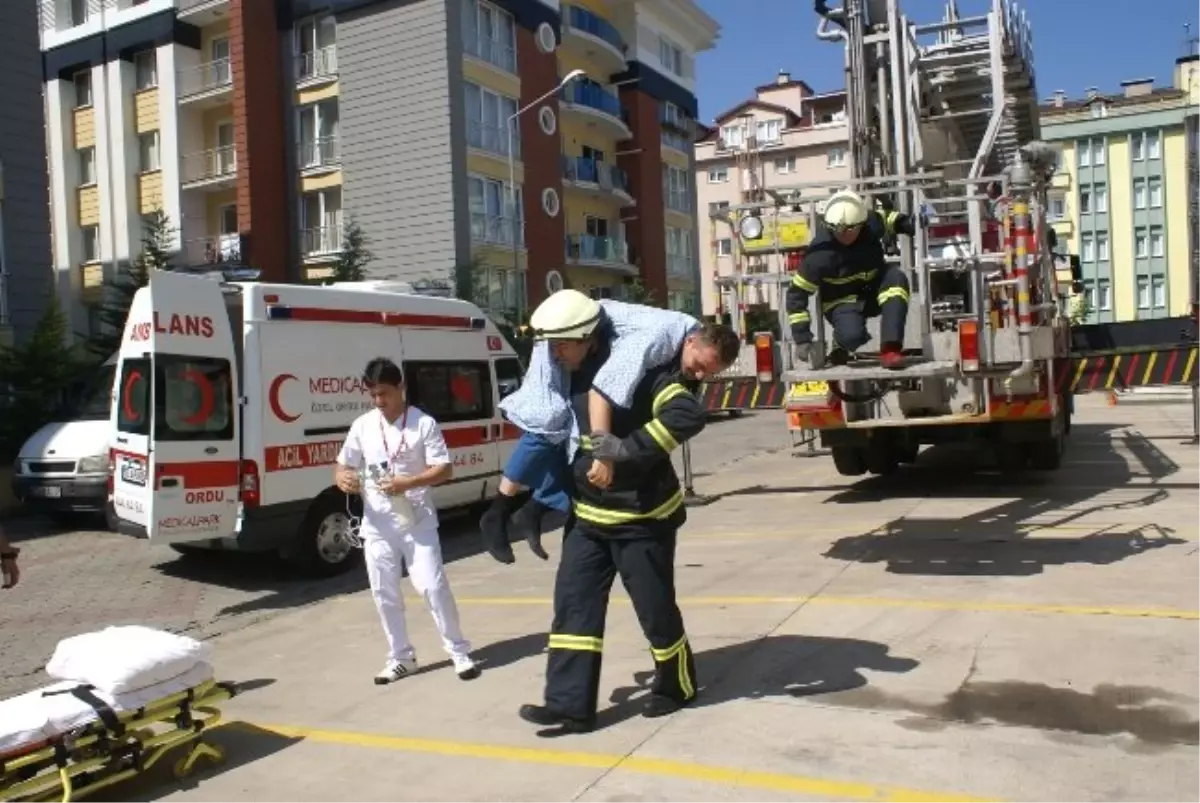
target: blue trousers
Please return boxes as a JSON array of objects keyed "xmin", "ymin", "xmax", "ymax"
[{"xmin": 504, "ymin": 432, "xmax": 571, "ymax": 513}]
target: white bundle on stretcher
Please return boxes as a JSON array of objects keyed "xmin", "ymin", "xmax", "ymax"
[{"xmin": 0, "ymin": 626, "xmax": 215, "ymax": 756}]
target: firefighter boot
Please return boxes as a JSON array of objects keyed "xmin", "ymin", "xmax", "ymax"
[
  {"xmin": 880, "ymin": 342, "xmax": 905, "ymax": 370},
  {"xmin": 827, "ymin": 346, "xmax": 852, "ymax": 366},
  {"xmin": 479, "ymin": 493, "xmax": 522, "ymax": 564},
  {"xmin": 518, "ymin": 704, "xmax": 595, "ymax": 734},
  {"xmin": 513, "ymin": 499, "xmax": 552, "ymax": 561}
]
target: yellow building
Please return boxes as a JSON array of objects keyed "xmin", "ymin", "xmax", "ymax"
[{"xmin": 1041, "ymin": 55, "xmax": 1199, "ymax": 323}]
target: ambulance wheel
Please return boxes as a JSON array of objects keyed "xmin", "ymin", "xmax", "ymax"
[
  {"xmin": 284, "ymin": 494, "xmax": 362, "ymax": 578},
  {"xmin": 831, "ymin": 446, "xmax": 868, "ymax": 477}
]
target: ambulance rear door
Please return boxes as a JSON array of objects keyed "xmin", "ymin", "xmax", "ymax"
[{"xmin": 111, "ymin": 270, "xmax": 241, "ymax": 543}]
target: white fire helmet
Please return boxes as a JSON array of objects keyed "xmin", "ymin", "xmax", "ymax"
[
  {"xmin": 824, "ymin": 190, "xmax": 870, "ymax": 230},
  {"xmin": 529, "ymin": 289, "xmax": 603, "ymax": 340}
]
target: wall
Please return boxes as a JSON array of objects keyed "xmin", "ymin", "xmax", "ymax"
[
  {"xmin": 1107, "ymin": 137, "xmax": 1132, "ymax": 321},
  {"xmin": 619, "ymin": 88, "xmax": 667, "ymax": 304},
  {"xmin": 1164, "ymin": 128, "xmax": 1190, "ymax": 315},
  {"xmin": 0, "ymin": 0, "xmax": 54, "ymax": 342}
]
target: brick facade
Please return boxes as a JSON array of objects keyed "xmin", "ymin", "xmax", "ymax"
[{"xmin": 619, "ymin": 88, "xmax": 668, "ymax": 305}]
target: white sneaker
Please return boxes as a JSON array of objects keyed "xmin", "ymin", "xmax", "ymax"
[
  {"xmin": 452, "ymin": 654, "xmax": 480, "ymax": 681},
  {"xmin": 374, "ymin": 657, "xmax": 418, "ymax": 685}
]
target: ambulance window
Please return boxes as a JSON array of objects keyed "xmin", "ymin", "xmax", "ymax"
[
  {"xmin": 494, "ymin": 358, "xmax": 522, "ymax": 401},
  {"xmin": 404, "ymin": 361, "xmax": 494, "ymax": 424},
  {"xmin": 154, "ymin": 355, "xmax": 234, "ymax": 441},
  {"xmin": 116, "ymin": 359, "xmax": 150, "ymax": 436}
]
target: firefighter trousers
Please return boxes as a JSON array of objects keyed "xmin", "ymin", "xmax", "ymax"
[
  {"xmin": 827, "ymin": 263, "xmax": 911, "ymax": 351},
  {"xmin": 543, "ymin": 524, "xmax": 696, "ymax": 721}
]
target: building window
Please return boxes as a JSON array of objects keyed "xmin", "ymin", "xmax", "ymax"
[
  {"xmin": 81, "ymin": 225, "xmax": 100, "ymax": 262},
  {"xmin": 467, "ymin": 174, "xmax": 523, "ymax": 246},
  {"xmin": 707, "ymin": 167, "xmax": 728, "ymax": 183},
  {"xmin": 1096, "ymin": 233, "xmax": 1109, "ymax": 262},
  {"xmin": 73, "ymin": 71, "xmax": 92, "ymax": 108},
  {"xmin": 464, "ymin": 82, "xmax": 518, "ymax": 158},
  {"xmin": 1049, "ymin": 196, "xmax": 1065, "ymax": 219},
  {"xmin": 1079, "ymin": 189, "xmax": 1091, "ymax": 214},
  {"xmin": 1081, "ymin": 234, "xmax": 1094, "ymax": 262},
  {"xmin": 827, "ymin": 147, "xmax": 846, "ymax": 167},
  {"xmin": 1148, "ymin": 177, "xmax": 1163, "ymax": 208},
  {"xmin": 708, "ymin": 201, "xmax": 729, "ymax": 217},
  {"xmin": 1152, "ymin": 275, "xmax": 1166, "ymax": 309},
  {"xmin": 1137, "ymin": 275, "xmax": 1151, "ymax": 309},
  {"xmin": 1146, "ymin": 131, "xmax": 1161, "ymax": 159},
  {"xmin": 138, "ymin": 132, "xmax": 160, "ymax": 172},
  {"xmin": 1150, "ymin": 226, "xmax": 1164, "ymax": 257},
  {"xmin": 665, "ymin": 225, "xmax": 693, "ymax": 278},
  {"xmin": 461, "ymin": 0, "xmax": 516, "ymax": 74},
  {"xmin": 297, "ymin": 101, "xmax": 340, "ymax": 168},
  {"xmin": 716, "ymin": 238, "xmax": 732, "ymax": 257},
  {"xmin": 1090, "ymin": 102, "xmax": 1108, "ymax": 118},
  {"xmin": 295, "ymin": 14, "xmax": 337, "ymax": 81},
  {"xmin": 774, "ymin": 156, "xmax": 796, "ymax": 173},
  {"xmin": 756, "ymin": 118, "xmax": 783, "ymax": 144},
  {"xmin": 720, "ymin": 124, "xmax": 744, "ymax": 150},
  {"xmin": 1097, "ymin": 279, "xmax": 1112, "ymax": 311},
  {"xmin": 134, "ymin": 50, "xmax": 157, "ymax": 90},
  {"xmin": 1132, "ymin": 132, "xmax": 1154, "ymax": 161},
  {"xmin": 1135, "ymin": 230, "xmax": 1148, "ymax": 258},
  {"xmin": 658, "ymin": 35, "xmax": 683, "ymax": 76},
  {"xmin": 78, "ymin": 147, "xmax": 96, "ymax": 186},
  {"xmin": 663, "ymin": 164, "xmax": 691, "ymax": 213},
  {"xmin": 69, "ymin": 0, "xmax": 88, "ymax": 26},
  {"xmin": 1133, "ymin": 179, "xmax": 1146, "ymax": 209},
  {"xmin": 1077, "ymin": 140, "xmax": 1090, "ymax": 167},
  {"xmin": 1092, "ymin": 138, "xmax": 1106, "ymax": 166},
  {"xmin": 1094, "ymin": 183, "xmax": 1107, "ymax": 213}
]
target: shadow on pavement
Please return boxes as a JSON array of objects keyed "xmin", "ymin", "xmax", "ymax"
[{"xmin": 601, "ymin": 634, "xmax": 919, "ymax": 730}]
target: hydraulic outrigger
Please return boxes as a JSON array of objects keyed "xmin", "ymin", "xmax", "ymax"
[{"xmin": 696, "ymin": 0, "xmax": 1198, "ymax": 477}]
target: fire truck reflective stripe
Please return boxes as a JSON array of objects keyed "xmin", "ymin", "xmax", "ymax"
[
  {"xmin": 990, "ymin": 400, "xmax": 1052, "ymax": 419},
  {"xmin": 733, "ymin": 382, "xmax": 751, "ymax": 408},
  {"xmin": 268, "ymin": 306, "xmax": 474, "ymax": 329},
  {"xmin": 750, "ymin": 383, "xmax": 761, "ymax": 408},
  {"xmin": 1070, "ymin": 356, "xmax": 1088, "ymax": 392},
  {"xmin": 791, "ymin": 273, "xmax": 818, "ymax": 293},
  {"xmin": 155, "ymin": 461, "xmax": 241, "ymax": 489},
  {"xmin": 721, "ymin": 384, "xmax": 733, "ymax": 409}
]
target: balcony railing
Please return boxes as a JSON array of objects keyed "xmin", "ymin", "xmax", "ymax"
[
  {"xmin": 665, "ymin": 190, "xmax": 692, "ymax": 214},
  {"xmin": 462, "ymin": 30, "xmax": 516, "ymax": 74},
  {"xmin": 302, "ymin": 225, "xmax": 343, "ymax": 257},
  {"xmin": 562, "ymin": 4, "xmax": 626, "ymax": 55},
  {"xmin": 178, "ymin": 58, "xmax": 233, "ymax": 98},
  {"xmin": 181, "ymin": 146, "xmax": 236, "ymax": 184},
  {"xmin": 296, "ymin": 45, "xmax": 338, "ymax": 83},
  {"xmin": 470, "ymin": 213, "xmax": 523, "ymax": 247},
  {"xmin": 565, "ymin": 234, "xmax": 630, "ymax": 266},
  {"xmin": 178, "ymin": 0, "xmax": 226, "ymax": 10},
  {"xmin": 667, "ymin": 254, "xmax": 693, "ymax": 278},
  {"xmin": 561, "ymin": 82, "xmax": 628, "ymax": 126},
  {"xmin": 40, "ymin": 0, "xmax": 114, "ymax": 34},
  {"xmin": 467, "ymin": 120, "xmax": 519, "ymax": 159},
  {"xmin": 183, "ymin": 234, "xmax": 240, "ymax": 267},
  {"xmin": 299, "ymin": 137, "xmax": 340, "ymax": 170},
  {"xmin": 561, "ymin": 156, "xmax": 630, "ymax": 196},
  {"xmin": 661, "ymin": 129, "xmax": 690, "ymax": 153}
]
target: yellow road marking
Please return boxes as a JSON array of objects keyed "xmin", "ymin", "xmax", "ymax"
[
  {"xmin": 243, "ymin": 723, "xmax": 994, "ymax": 803},
  {"xmin": 432, "ymin": 594, "xmax": 1198, "ymax": 621}
]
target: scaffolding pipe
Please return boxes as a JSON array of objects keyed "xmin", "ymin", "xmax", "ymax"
[{"xmin": 1007, "ymin": 155, "xmax": 1035, "ymax": 378}]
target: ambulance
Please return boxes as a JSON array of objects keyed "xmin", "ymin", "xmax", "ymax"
[{"xmin": 109, "ymin": 270, "xmax": 525, "ymax": 576}]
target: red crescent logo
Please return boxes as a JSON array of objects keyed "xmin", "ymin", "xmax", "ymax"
[
  {"xmin": 122, "ymin": 370, "xmax": 142, "ymax": 421},
  {"xmin": 269, "ymin": 374, "xmax": 301, "ymax": 422},
  {"xmin": 179, "ymin": 368, "xmax": 215, "ymax": 426}
]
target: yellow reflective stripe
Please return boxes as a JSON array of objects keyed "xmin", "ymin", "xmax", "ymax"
[
  {"xmin": 652, "ymin": 383, "xmax": 688, "ymax": 415},
  {"xmin": 579, "ymin": 435, "xmax": 594, "ymax": 451},
  {"xmin": 644, "ymin": 419, "xmax": 679, "ymax": 452},
  {"xmin": 878, "ymin": 286, "xmax": 910, "ymax": 305},
  {"xmin": 821, "ymin": 297, "xmax": 858, "ymax": 313},
  {"xmin": 824, "ymin": 269, "xmax": 878, "ymax": 285},
  {"xmin": 791, "ymin": 273, "xmax": 818, "ymax": 293},
  {"xmin": 884, "ymin": 210, "xmax": 900, "ymax": 235},
  {"xmin": 574, "ymin": 488, "xmax": 685, "ymax": 525},
  {"xmin": 788, "ymin": 311, "xmax": 810, "ymax": 324},
  {"xmin": 548, "ymin": 634, "xmax": 603, "ymax": 652},
  {"xmin": 649, "ymin": 635, "xmax": 695, "ymax": 699}
]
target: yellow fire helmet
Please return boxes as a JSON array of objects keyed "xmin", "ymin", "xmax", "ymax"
[
  {"xmin": 528, "ymin": 289, "xmax": 603, "ymax": 340},
  {"xmin": 824, "ymin": 189, "xmax": 870, "ymax": 230}
]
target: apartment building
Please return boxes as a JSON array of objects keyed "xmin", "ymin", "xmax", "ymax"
[
  {"xmin": 0, "ymin": 2, "xmax": 55, "ymax": 345},
  {"xmin": 1041, "ymin": 55, "xmax": 1199, "ymax": 324},
  {"xmin": 40, "ymin": 0, "xmax": 717, "ymax": 334},
  {"xmin": 694, "ymin": 72, "xmax": 848, "ymax": 319}
]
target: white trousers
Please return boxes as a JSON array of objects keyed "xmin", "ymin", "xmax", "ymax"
[{"xmin": 364, "ymin": 521, "xmax": 471, "ymax": 662}]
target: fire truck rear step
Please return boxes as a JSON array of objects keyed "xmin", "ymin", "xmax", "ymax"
[{"xmin": 784, "ymin": 359, "xmax": 959, "ymax": 384}]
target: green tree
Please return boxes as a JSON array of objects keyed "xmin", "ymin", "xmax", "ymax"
[
  {"xmin": 621, "ymin": 277, "xmax": 656, "ymax": 306},
  {"xmin": 0, "ymin": 296, "xmax": 86, "ymax": 459},
  {"xmin": 87, "ymin": 210, "xmax": 175, "ymax": 360},
  {"xmin": 454, "ymin": 258, "xmax": 533, "ymax": 365},
  {"xmin": 331, "ymin": 217, "xmax": 374, "ymax": 282}
]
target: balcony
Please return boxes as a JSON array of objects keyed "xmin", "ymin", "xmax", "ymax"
[
  {"xmin": 298, "ymin": 137, "xmax": 340, "ymax": 173},
  {"xmin": 182, "ymin": 234, "xmax": 240, "ymax": 267},
  {"xmin": 561, "ymin": 156, "xmax": 633, "ymax": 205},
  {"xmin": 471, "ymin": 213, "xmax": 524, "ymax": 248},
  {"xmin": 667, "ymin": 254, "xmax": 694, "ymax": 280},
  {"xmin": 561, "ymin": 4, "xmax": 627, "ymax": 75},
  {"xmin": 181, "ymin": 146, "xmax": 236, "ymax": 189},
  {"xmin": 463, "ymin": 30, "xmax": 516, "ymax": 75},
  {"xmin": 564, "ymin": 234, "xmax": 635, "ymax": 274},
  {"xmin": 560, "ymin": 82, "xmax": 631, "ymax": 141},
  {"xmin": 301, "ymin": 225, "xmax": 343, "ymax": 259},
  {"xmin": 665, "ymin": 189, "xmax": 693, "ymax": 216},
  {"xmin": 467, "ymin": 120, "xmax": 520, "ymax": 160},
  {"xmin": 178, "ymin": 58, "xmax": 233, "ymax": 105},
  {"xmin": 296, "ymin": 45, "xmax": 338, "ymax": 85},
  {"xmin": 177, "ymin": 0, "xmax": 229, "ymax": 25}
]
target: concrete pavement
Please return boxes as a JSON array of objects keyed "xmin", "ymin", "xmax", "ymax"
[{"xmin": 68, "ymin": 394, "xmax": 1200, "ymax": 802}]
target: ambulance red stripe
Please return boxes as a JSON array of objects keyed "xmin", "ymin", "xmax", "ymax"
[
  {"xmin": 156, "ymin": 461, "xmax": 241, "ymax": 489},
  {"xmin": 263, "ymin": 426, "xmax": 522, "ymax": 473},
  {"xmin": 272, "ymin": 306, "xmax": 474, "ymax": 329}
]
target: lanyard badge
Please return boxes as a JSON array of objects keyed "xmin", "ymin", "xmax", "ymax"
[{"xmin": 378, "ymin": 408, "xmax": 409, "ymax": 473}]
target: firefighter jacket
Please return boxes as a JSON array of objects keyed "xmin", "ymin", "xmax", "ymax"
[
  {"xmin": 785, "ymin": 209, "xmax": 916, "ymax": 344},
  {"xmin": 569, "ymin": 364, "xmax": 707, "ymax": 539}
]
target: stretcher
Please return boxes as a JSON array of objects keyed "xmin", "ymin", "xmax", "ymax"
[{"xmin": 0, "ymin": 657, "xmax": 236, "ymax": 801}]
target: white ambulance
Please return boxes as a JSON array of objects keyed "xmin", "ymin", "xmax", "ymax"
[{"xmin": 109, "ymin": 270, "xmax": 525, "ymax": 576}]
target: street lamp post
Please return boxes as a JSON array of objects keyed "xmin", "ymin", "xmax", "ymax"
[{"xmin": 506, "ymin": 68, "xmax": 587, "ymax": 322}]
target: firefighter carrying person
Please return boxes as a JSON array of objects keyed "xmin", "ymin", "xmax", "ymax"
[
  {"xmin": 786, "ymin": 189, "xmax": 919, "ymax": 370},
  {"xmin": 516, "ymin": 290, "xmax": 740, "ymax": 734}
]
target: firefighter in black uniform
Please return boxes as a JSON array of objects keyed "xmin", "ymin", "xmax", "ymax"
[
  {"xmin": 786, "ymin": 189, "xmax": 918, "ymax": 370},
  {"xmin": 516, "ymin": 299, "xmax": 738, "ymax": 734}
]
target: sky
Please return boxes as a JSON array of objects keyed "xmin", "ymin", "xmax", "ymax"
[{"xmin": 693, "ymin": 0, "xmax": 1200, "ymax": 125}]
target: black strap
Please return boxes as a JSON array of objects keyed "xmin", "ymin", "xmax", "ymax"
[{"xmin": 44, "ymin": 685, "xmax": 122, "ymax": 734}]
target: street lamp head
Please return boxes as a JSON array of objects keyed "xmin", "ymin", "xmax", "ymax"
[{"xmin": 559, "ymin": 69, "xmax": 587, "ymax": 87}]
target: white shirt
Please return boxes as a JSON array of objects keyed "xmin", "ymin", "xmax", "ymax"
[{"xmin": 336, "ymin": 406, "xmax": 451, "ymax": 536}]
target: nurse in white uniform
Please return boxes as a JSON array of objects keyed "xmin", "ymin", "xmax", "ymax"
[{"xmin": 334, "ymin": 357, "xmax": 479, "ymax": 684}]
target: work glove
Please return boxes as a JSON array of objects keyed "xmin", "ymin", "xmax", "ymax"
[{"xmin": 589, "ymin": 431, "xmax": 629, "ymax": 462}]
